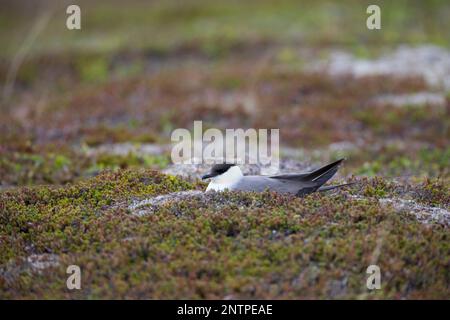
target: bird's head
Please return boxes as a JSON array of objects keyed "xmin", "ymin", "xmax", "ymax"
[{"xmin": 201, "ymin": 163, "xmax": 237, "ymax": 180}]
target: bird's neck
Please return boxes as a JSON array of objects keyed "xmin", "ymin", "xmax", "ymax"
[{"xmin": 206, "ymin": 166, "xmax": 243, "ymax": 191}]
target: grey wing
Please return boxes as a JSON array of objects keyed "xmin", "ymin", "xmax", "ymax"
[
  {"xmin": 271, "ymin": 159, "xmax": 344, "ymax": 187},
  {"xmin": 269, "ymin": 173, "xmax": 309, "ymax": 180},
  {"xmin": 231, "ymin": 159, "xmax": 344, "ymax": 196},
  {"xmin": 232, "ymin": 176, "xmax": 312, "ymax": 194}
]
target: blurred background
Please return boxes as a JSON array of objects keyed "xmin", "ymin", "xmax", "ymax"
[{"xmin": 1, "ymin": 0, "xmax": 449, "ymax": 186}]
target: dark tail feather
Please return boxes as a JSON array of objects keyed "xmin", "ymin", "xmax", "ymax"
[
  {"xmin": 318, "ymin": 182, "xmax": 356, "ymax": 192},
  {"xmin": 305, "ymin": 158, "xmax": 345, "ymax": 185},
  {"xmin": 295, "ymin": 159, "xmax": 346, "ymax": 197}
]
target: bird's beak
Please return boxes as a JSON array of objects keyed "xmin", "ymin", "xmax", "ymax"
[{"xmin": 201, "ymin": 173, "xmax": 214, "ymax": 180}]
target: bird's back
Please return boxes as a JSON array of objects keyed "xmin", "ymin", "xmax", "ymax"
[
  {"xmin": 230, "ymin": 158, "xmax": 345, "ymax": 195},
  {"xmin": 231, "ymin": 176, "xmax": 312, "ymax": 194}
]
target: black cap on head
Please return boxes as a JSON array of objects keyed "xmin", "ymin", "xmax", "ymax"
[{"xmin": 201, "ymin": 163, "xmax": 236, "ymax": 180}]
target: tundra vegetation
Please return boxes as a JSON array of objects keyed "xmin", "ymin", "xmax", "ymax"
[{"xmin": 0, "ymin": 0, "xmax": 449, "ymax": 299}]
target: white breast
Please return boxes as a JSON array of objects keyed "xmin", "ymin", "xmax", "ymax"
[
  {"xmin": 206, "ymin": 166, "xmax": 243, "ymax": 192},
  {"xmin": 206, "ymin": 182, "xmax": 234, "ymax": 192}
]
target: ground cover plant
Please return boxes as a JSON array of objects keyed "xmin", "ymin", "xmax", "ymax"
[{"xmin": 0, "ymin": 0, "xmax": 449, "ymax": 299}]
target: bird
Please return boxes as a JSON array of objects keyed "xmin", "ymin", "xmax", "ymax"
[{"xmin": 201, "ymin": 158, "xmax": 350, "ymax": 196}]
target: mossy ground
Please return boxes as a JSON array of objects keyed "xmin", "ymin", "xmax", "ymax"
[
  {"xmin": 1, "ymin": 170, "xmax": 448, "ymax": 299},
  {"xmin": 1, "ymin": 0, "xmax": 449, "ymax": 299}
]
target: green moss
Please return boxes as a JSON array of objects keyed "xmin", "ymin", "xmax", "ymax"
[
  {"xmin": 415, "ymin": 178, "xmax": 450, "ymax": 207},
  {"xmin": 5, "ymin": 0, "xmax": 450, "ymax": 59},
  {"xmin": 356, "ymin": 161, "xmax": 382, "ymax": 177},
  {"xmin": 0, "ymin": 152, "xmax": 77, "ymax": 186},
  {"xmin": 54, "ymin": 155, "xmax": 72, "ymax": 170},
  {"xmin": 75, "ymin": 55, "xmax": 110, "ymax": 83},
  {"xmin": 89, "ymin": 153, "xmax": 169, "ymax": 172},
  {"xmin": 351, "ymin": 146, "xmax": 450, "ymax": 178},
  {"xmin": 0, "ymin": 174, "xmax": 448, "ymax": 299}
]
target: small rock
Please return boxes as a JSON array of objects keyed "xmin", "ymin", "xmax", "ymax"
[
  {"xmin": 26, "ymin": 254, "xmax": 60, "ymax": 271},
  {"xmin": 372, "ymin": 92, "xmax": 446, "ymax": 108},
  {"xmin": 313, "ymin": 45, "xmax": 450, "ymax": 91}
]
